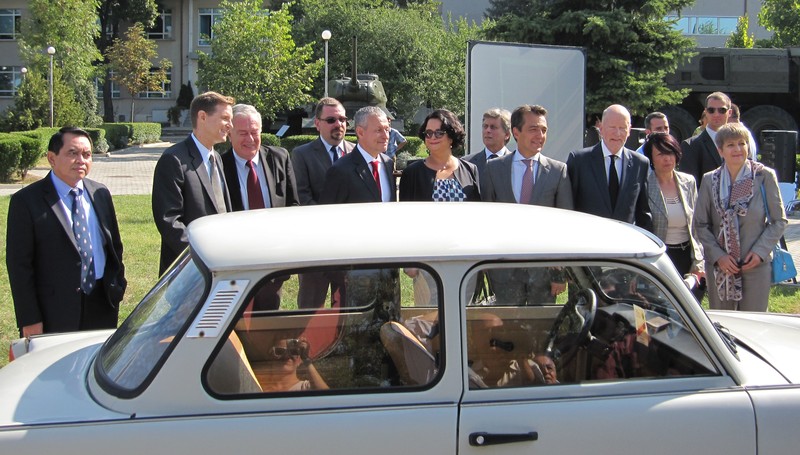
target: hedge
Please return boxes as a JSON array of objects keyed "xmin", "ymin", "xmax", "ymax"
[
  {"xmin": 15, "ymin": 136, "xmax": 41, "ymax": 178},
  {"xmin": 101, "ymin": 123, "xmax": 131, "ymax": 149},
  {"xmin": 100, "ymin": 122, "xmax": 161, "ymax": 149},
  {"xmin": 0, "ymin": 137, "xmax": 22, "ymax": 182},
  {"xmin": 261, "ymin": 133, "xmax": 280, "ymax": 147},
  {"xmin": 405, "ymin": 137, "xmax": 425, "ymax": 156},
  {"xmin": 281, "ymin": 135, "xmax": 358, "ymax": 152},
  {"xmin": 84, "ymin": 128, "xmax": 110, "ymax": 155}
]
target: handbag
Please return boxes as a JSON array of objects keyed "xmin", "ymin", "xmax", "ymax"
[{"xmin": 762, "ymin": 184, "xmax": 797, "ymax": 284}]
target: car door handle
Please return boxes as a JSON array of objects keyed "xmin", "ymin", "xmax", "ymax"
[{"xmin": 469, "ymin": 431, "xmax": 538, "ymax": 446}]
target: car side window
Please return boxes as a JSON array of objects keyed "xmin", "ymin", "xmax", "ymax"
[
  {"xmin": 465, "ymin": 263, "xmax": 718, "ymax": 389},
  {"xmin": 206, "ymin": 264, "xmax": 442, "ymax": 395}
]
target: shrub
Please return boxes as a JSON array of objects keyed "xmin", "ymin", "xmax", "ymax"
[
  {"xmin": 405, "ymin": 137, "xmax": 425, "ymax": 156},
  {"xmin": 15, "ymin": 136, "xmax": 42, "ymax": 178},
  {"xmin": 129, "ymin": 123, "xmax": 161, "ymax": 144},
  {"xmin": 101, "ymin": 123, "xmax": 132, "ymax": 149},
  {"xmin": 176, "ymin": 81, "xmax": 194, "ymax": 109},
  {"xmin": 85, "ymin": 128, "xmax": 109, "ymax": 155},
  {"xmin": 0, "ymin": 138, "xmax": 22, "ymax": 182},
  {"xmin": 281, "ymin": 135, "xmax": 318, "ymax": 152},
  {"xmin": 261, "ymin": 133, "xmax": 281, "ymax": 147}
]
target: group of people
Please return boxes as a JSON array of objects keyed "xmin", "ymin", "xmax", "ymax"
[{"xmin": 6, "ymin": 89, "xmax": 789, "ymax": 340}]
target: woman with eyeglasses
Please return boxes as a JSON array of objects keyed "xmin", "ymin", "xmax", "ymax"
[
  {"xmin": 694, "ymin": 123, "xmax": 787, "ymax": 311},
  {"xmin": 398, "ymin": 109, "xmax": 480, "ymax": 202},
  {"xmin": 643, "ymin": 133, "xmax": 705, "ymax": 292},
  {"xmin": 252, "ymin": 334, "xmax": 329, "ymax": 392}
]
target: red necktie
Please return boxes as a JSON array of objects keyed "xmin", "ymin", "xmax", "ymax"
[
  {"xmin": 246, "ymin": 160, "xmax": 265, "ymax": 209},
  {"xmin": 371, "ymin": 160, "xmax": 382, "ymax": 200}
]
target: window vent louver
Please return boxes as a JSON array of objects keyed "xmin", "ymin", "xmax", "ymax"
[{"xmin": 186, "ymin": 280, "xmax": 249, "ymax": 339}]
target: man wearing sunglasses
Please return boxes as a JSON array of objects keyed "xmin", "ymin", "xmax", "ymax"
[
  {"xmin": 291, "ymin": 97, "xmax": 356, "ymax": 205},
  {"xmin": 679, "ymin": 92, "xmax": 731, "ymax": 186}
]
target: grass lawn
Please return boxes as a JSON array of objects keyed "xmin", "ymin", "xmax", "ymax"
[{"xmin": 1, "ymin": 194, "xmax": 799, "ymax": 369}]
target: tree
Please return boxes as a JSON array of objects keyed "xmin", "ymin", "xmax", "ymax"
[
  {"xmin": 484, "ymin": 0, "xmax": 695, "ymax": 120},
  {"xmin": 96, "ymin": 0, "xmax": 158, "ymax": 122},
  {"xmin": 759, "ymin": 0, "xmax": 800, "ymax": 47},
  {"xmin": 290, "ymin": 0, "xmax": 482, "ymax": 119},
  {"xmin": 198, "ymin": 0, "xmax": 321, "ymax": 121},
  {"xmin": 105, "ymin": 22, "xmax": 172, "ymax": 122},
  {"xmin": 726, "ymin": 16, "xmax": 755, "ymax": 48},
  {"xmin": 18, "ymin": 0, "xmax": 103, "ymax": 126}
]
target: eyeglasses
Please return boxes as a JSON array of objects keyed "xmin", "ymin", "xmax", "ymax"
[
  {"xmin": 705, "ymin": 107, "xmax": 729, "ymax": 114},
  {"xmin": 320, "ymin": 117, "xmax": 348, "ymax": 124},
  {"xmin": 424, "ymin": 129, "xmax": 447, "ymax": 139},
  {"xmin": 268, "ymin": 340, "xmax": 302, "ymax": 359}
]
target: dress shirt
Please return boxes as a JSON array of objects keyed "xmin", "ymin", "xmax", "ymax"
[
  {"xmin": 485, "ymin": 146, "xmax": 510, "ymax": 161},
  {"xmin": 511, "ymin": 151, "xmax": 540, "ymax": 203},
  {"xmin": 601, "ymin": 141, "xmax": 624, "ymax": 183},
  {"xmin": 50, "ymin": 173, "xmax": 106, "ymax": 279},
  {"xmin": 357, "ymin": 145, "xmax": 391, "ymax": 202},
  {"xmin": 321, "ymin": 138, "xmax": 344, "ymax": 163},
  {"xmin": 232, "ymin": 151, "xmax": 272, "ymax": 209},
  {"xmin": 190, "ymin": 133, "xmax": 217, "ymax": 177}
]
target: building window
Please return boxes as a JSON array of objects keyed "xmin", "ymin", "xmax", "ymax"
[
  {"xmin": 0, "ymin": 9, "xmax": 21, "ymax": 40},
  {"xmin": 666, "ymin": 15, "xmax": 739, "ymax": 36},
  {"xmin": 148, "ymin": 9, "xmax": 173, "ymax": 39},
  {"xmin": 0, "ymin": 66, "xmax": 25, "ymax": 97},
  {"xmin": 95, "ymin": 72, "xmax": 120, "ymax": 99},
  {"xmin": 199, "ymin": 8, "xmax": 223, "ymax": 46},
  {"xmin": 138, "ymin": 68, "xmax": 172, "ymax": 98}
]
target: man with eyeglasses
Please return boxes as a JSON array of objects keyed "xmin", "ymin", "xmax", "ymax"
[
  {"xmin": 291, "ymin": 97, "xmax": 356, "ymax": 205},
  {"xmin": 679, "ymin": 92, "xmax": 732, "ymax": 186}
]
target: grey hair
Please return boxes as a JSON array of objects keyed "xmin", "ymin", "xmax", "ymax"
[
  {"xmin": 232, "ymin": 104, "xmax": 262, "ymax": 125},
  {"xmin": 354, "ymin": 106, "xmax": 387, "ymax": 129}
]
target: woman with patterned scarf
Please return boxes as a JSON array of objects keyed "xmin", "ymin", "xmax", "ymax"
[{"xmin": 694, "ymin": 123, "xmax": 788, "ymax": 311}]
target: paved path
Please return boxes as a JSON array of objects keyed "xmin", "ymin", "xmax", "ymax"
[{"xmin": 2, "ymin": 141, "xmax": 800, "ymax": 282}]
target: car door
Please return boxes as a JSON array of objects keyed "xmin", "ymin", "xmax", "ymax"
[{"xmin": 457, "ymin": 262, "xmax": 757, "ymax": 455}]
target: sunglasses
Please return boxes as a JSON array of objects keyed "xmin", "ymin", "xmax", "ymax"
[
  {"xmin": 320, "ymin": 117, "xmax": 348, "ymax": 124},
  {"xmin": 268, "ymin": 340, "xmax": 302, "ymax": 359},
  {"xmin": 705, "ymin": 107, "xmax": 729, "ymax": 114},
  {"xmin": 424, "ymin": 129, "xmax": 447, "ymax": 139}
]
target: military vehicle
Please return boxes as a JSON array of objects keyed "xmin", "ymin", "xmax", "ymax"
[
  {"xmin": 328, "ymin": 37, "xmax": 392, "ymax": 120},
  {"xmin": 663, "ymin": 47, "xmax": 800, "ymax": 142}
]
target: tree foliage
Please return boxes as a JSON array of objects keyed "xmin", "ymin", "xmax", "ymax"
[
  {"xmin": 726, "ymin": 16, "xmax": 755, "ymax": 48},
  {"xmin": 18, "ymin": 0, "xmax": 103, "ymax": 126},
  {"xmin": 758, "ymin": 0, "xmax": 800, "ymax": 47},
  {"xmin": 290, "ymin": 0, "xmax": 482, "ymax": 120},
  {"xmin": 106, "ymin": 22, "xmax": 172, "ymax": 121},
  {"xmin": 198, "ymin": 0, "xmax": 321, "ymax": 121},
  {"xmin": 484, "ymin": 0, "xmax": 695, "ymax": 119}
]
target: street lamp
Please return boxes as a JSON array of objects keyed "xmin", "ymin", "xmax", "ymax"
[
  {"xmin": 321, "ymin": 30, "xmax": 331, "ymax": 98},
  {"xmin": 47, "ymin": 46, "xmax": 55, "ymax": 127}
]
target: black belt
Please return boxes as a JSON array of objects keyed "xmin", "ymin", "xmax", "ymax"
[{"xmin": 666, "ymin": 241, "xmax": 691, "ymax": 250}]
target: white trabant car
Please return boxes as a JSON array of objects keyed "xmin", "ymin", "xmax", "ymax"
[{"xmin": 2, "ymin": 203, "xmax": 800, "ymax": 454}]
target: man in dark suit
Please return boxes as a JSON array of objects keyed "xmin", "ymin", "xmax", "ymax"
[
  {"xmin": 482, "ymin": 105, "xmax": 572, "ymax": 304},
  {"xmin": 465, "ymin": 108, "xmax": 512, "ymax": 182},
  {"xmin": 567, "ymin": 104, "xmax": 653, "ymax": 231},
  {"xmin": 679, "ymin": 92, "xmax": 731, "ymax": 186},
  {"xmin": 291, "ymin": 97, "xmax": 356, "ymax": 205},
  {"xmin": 222, "ymin": 104, "xmax": 297, "ymax": 310},
  {"xmin": 152, "ymin": 91, "xmax": 234, "ymax": 274},
  {"xmin": 222, "ymin": 104, "xmax": 299, "ymax": 211},
  {"xmin": 320, "ymin": 106, "xmax": 397, "ymax": 204},
  {"xmin": 7, "ymin": 127, "xmax": 126, "ymax": 336}
]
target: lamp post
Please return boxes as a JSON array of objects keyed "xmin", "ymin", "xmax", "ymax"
[
  {"xmin": 321, "ymin": 30, "xmax": 331, "ymax": 98},
  {"xmin": 47, "ymin": 46, "xmax": 55, "ymax": 127}
]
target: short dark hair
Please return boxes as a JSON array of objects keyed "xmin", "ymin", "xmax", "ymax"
[
  {"xmin": 643, "ymin": 132, "xmax": 682, "ymax": 168},
  {"xmin": 190, "ymin": 91, "xmax": 235, "ymax": 128},
  {"xmin": 418, "ymin": 109, "xmax": 465, "ymax": 150},
  {"xmin": 314, "ymin": 97, "xmax": 344, "ymax": 118},
  {"xmin": 644, "ymin": 112, "xmax": 667, "ymax": 130},
  {"xmin": 48, "ymin": 126, "xmax": 93, "ymax": 154},
  {"xmin": 511, "ymin": 104, "xmax": 547, "ymax": 132}
]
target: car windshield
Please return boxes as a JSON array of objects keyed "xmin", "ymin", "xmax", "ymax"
[{"xmin": 96, "ymin": 252, "xmax": 209, "ymax": 396}]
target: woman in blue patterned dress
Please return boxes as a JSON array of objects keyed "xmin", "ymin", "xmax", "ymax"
[{"xmin": 399, "ymin": 109, "xmax": 480, "ymax": 202}]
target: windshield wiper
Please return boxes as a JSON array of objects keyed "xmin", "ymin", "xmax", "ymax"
[{"xmin": 713, "ymin": 322, "xmax": 739, "ymax": 359}]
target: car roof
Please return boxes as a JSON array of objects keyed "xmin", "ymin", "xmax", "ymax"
[{"xmin": 187, "ymin": 202, "xmax": 663, "ymax": 271}]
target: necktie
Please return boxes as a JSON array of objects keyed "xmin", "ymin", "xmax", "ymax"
[
  {"xmin": 209, "ymin": 154, "xmax": 227, "ymax": 213},
  {"xmin": 245, "ymin": 160, "xmax": 265, "ymax": 210},
  {"xmin": 70, "ymin": 188, "xmax": 95, "ymax": 294},
  {"xmin": 371, "ymin": 160, "xmax": 382, "ymax": 200},
  {"xmin": 331, "ymin": 145, "xmax": 340, "ymax": 163},
  {"xmin": 608, "ymin": 154, "xmax": 619, "ymax": 209},
  {"xmin": 519, "ymin": 159, "xmax": 534, "ymax": 204},
  {"xmin": 488, "ymin": 153, "xmax": 498, "ymax": 160}
]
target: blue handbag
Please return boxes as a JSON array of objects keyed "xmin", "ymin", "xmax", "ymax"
[{"xmin": 762, "ymin": 184, "xmax": 796, "ymax": 284}]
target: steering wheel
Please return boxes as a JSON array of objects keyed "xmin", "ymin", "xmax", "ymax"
[{"xmin": 545, "ymin": 288, "xmax": 597, "ymax": 365}]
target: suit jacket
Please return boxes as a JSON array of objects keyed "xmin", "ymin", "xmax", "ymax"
[
  {"xmin": 319, "ymin": 147, "xmax": 397, "ymax": 204},
  {"xmin": 222, "ymin": 145, "xmax": 299, "ymax": 211},
  {"xmin": 483, "ymin": 152, "xmax": 573, "ymax": 209},
  {"xmin": 398, "ymin": 157, "xmax": 480, "ymax": 201},
  {"xmin": 679, "ymin": 129, "xmax": 720, "ymax": 187},
  {"xmin": 6, "ymin": 174, "xmax": 126, "ymax": 332},
  {"xmin": 291, "ymin": 138, "xmax": 356, "ymax": 205},
  {"xmin": 152, "ymin": 135, "xmax": 232, "ymax": 274},
  {"xmin": 647, "ymin": 170, "xmax": 704, "ymax": 272},
  {"xmin": 566, "ymin": 143, "xmax": 653, "ymax": 231},
  {"xmin": 466, "ymin": 147, "xmax": 509, "ymax": 180}
]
